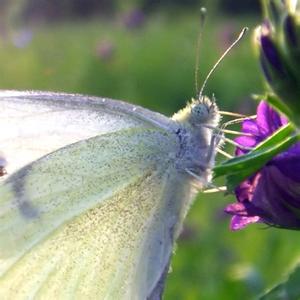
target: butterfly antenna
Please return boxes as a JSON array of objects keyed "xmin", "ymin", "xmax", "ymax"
[
  {"xmin": 195, "ymin": 7, "xmax": 207, "ymax": 97},
  {"xmin": 198, "ymin": 27, "xmax": 248, "ymax": 100}
]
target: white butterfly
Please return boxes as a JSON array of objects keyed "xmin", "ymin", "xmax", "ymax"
[{"xmin": 0, "ymin": 90, "xmax": 219, "ymax": 299}]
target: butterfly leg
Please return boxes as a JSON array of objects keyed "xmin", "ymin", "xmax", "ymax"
[
  {"xmin": 185, "ymin": 169, "xmax": 226, "ymax": 193},
  {"xmin": 205, "ymin": 129, "xmax": 223, "ymax": 165},
  {"xmin": 185, "ymin": 168, "xmax": 209, "ymax": 189},
  {"xmin": 203, "ymin": 184, "xmax": 227, "ymax": 193},
  {"xmin": 220, "ymin": 136, "xmax": 254, "ymax": 151}
]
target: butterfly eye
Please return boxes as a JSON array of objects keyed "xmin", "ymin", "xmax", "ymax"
[{"xmin": 191, "ymin": 103, "xmax": 210, "ymax": 123}]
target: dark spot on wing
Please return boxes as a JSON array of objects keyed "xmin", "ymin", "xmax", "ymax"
[
  {"xmin": 0, "ymin": 166, "xmax": 7, "ymax": 177},
  {"xmin": 8, "ymin": 165, "xmax": 40, "ymax": 219},
  {"xmin": 18, "ymin": 201, "xmax": 39, "ymax": 219},
  {"xmin": 0, "ymin": 154, "xmax": 7, "ymax": 177},
  {"xmin": 175, "ymin": 127, "xmax": 187, "ymax": 159}
]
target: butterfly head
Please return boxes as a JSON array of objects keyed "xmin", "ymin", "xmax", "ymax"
[
  {"xmin": 190, "ymin": 96, "xmax": 219, "ymax": 126},
  {"xmin": 172, "ymin": 96, "xmax": 220, "ymax": 128}
]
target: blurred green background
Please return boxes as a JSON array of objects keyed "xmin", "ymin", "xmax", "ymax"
[{"xmin": 1, "ymin": 0, "xmax": 300, "ymax": 299}]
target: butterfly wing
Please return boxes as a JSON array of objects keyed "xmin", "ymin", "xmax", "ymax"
[
  {"xmin": 0, "ymin": 91, "xmax": 195, "ymax": 299},
  {"xmin": 0, "ymin": 90, "xmax": 176, "ymax": 175}
]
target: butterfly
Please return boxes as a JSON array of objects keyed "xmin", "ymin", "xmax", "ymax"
[
  {"xmin": 0, "ymin": 90, "xmax": 219, "ymax": 299},
  {"xmin": 0, "ymin": 27, "xmax": 247, "ymax": 299}
]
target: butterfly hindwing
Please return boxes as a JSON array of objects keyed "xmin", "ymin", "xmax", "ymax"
[{"xmin": 0, "ymin": 127, "xmax": 195, "ymax": 299}]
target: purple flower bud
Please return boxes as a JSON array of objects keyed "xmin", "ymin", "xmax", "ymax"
[
  {"xmin": 260, "ymin": 35, "xmax": 286, "ymax": 77},
  {"xmin": 225, "ymin": 101, "xmax": 300, "ymax": 230},
  {"xmin": 284, "ymin": 14, "xmax": 298, "ymax": 47},
  {"xmin": 259, "ymin": 53, "xmax": 273, "ymax": 84},
  {"xmin": 262, "ymin": 19, "xmax": 272, "ymax": 33}
]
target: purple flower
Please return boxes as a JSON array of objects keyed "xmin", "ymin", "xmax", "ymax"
[
  {"xmin": 122, "ymin": 9, "xmax": 145, "ymax": 29},
  {"xmin": 225, "ymin": 101, "xmax": 300, "ymax": 230},
  {"xmin": 95, "ymin": 40, "xmax": 115, "ymax": 61}
]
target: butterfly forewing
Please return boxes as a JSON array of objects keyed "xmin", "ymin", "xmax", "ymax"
[{"xmin": 0, "ymin": 91, "xmax": 176, "ymax": 176}]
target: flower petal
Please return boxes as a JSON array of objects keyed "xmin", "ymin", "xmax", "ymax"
[
  {"xmin": 235, "ymin": 136, "xmax": 257, "ymax": 155},
  {"xmin": 256, "ymin": 101, "xmax": 283, "ymax": 136},
  {"xmin": 250, "ymin": 166, "xmax": 300, "ymax": 228},
  {"xmin": 225, "ymin": 202, "xmax": 247, "ymax": 215},
  {"xmin": 234, "ymin": 180, "xmax": 253, "ymax": 202},
  {"xmin": 235, "ymin": 136, "xmax": 257, "ymax": 148},
  {"xmin": 273, "ymin": 156, "xmax": 300, "ymax": 181},
  {"xmin": 230, "ymin": 215, "xmax": 260, "ymax": 230},
  {"xmin": 241, "ymin": 120, "xmax": 259, "ymax": 135}
]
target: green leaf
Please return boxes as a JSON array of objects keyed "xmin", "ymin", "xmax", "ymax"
[
  {"xmin": 213, "ymin": 123, "xmax": 300, "ymax": 192},
  {"xmin": 225, "ymin": 170, "xmax": 256, "ymax": 192},
  {"xmin": 214, "ymin": 123, "xmax": 294, "ymax": 177},
  {"xmin": 259, "ymin": 264, "xmax": 300, "ymax": 299},
  {"xmin": 252, "ymin": 122, "xmax": 294, "ymax": 151},
  {"xmin": 225, "ymin": 134, "xmax": 298, "ymax": 191}
]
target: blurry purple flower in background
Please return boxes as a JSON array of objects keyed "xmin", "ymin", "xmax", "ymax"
[
  {"xmin": 12, "ymin": 29, "xmax": 33, "ymax": 48},
  {"xmin": 217, "ymin": 23, "xmax": 236, "ymax": 51},
  {"xmin": 122, "ymin": 9, "xmax": 145, "ymax": 29},
  {"xmin": 95, "ymin": 39, "xmax": 115, "ymax": 61},
  {"xmin": 225, "ymin": 101, "xmax": 300, "ymax": 230}
]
